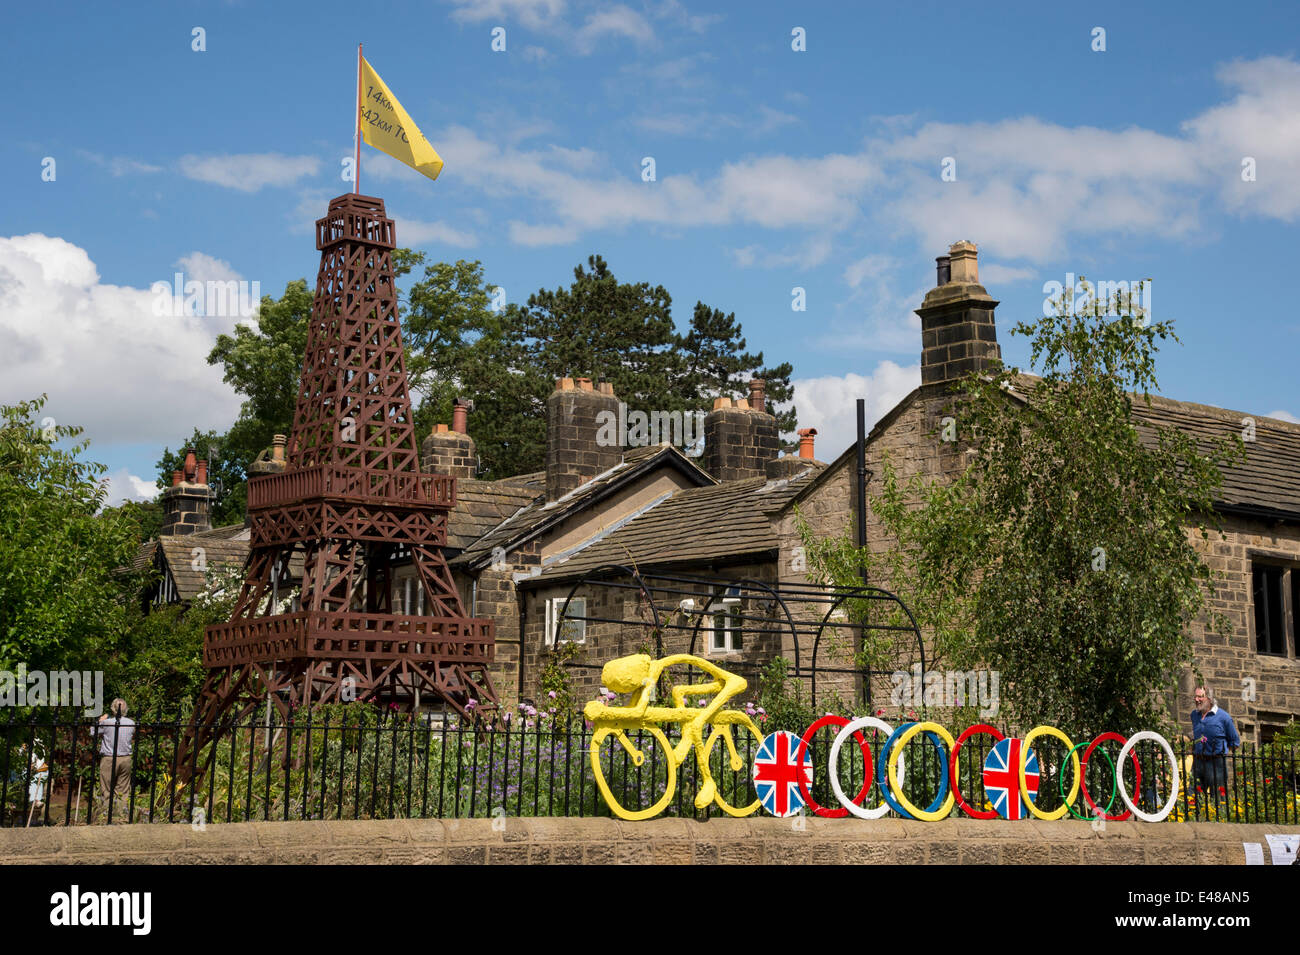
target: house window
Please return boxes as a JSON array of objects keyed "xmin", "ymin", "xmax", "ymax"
[
  {"xmin": 1252, "ymin": 563, "xmax": 1293, "ymax": 656},
  {"xmin": 707, "ymin": 589, "xmax": 743, "ymax": 653},
  {"xmin": 545, "ymin": 596, "xmax": 586, "ymax": 647}
]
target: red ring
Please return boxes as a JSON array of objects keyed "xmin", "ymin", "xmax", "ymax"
[
  {"xmin": 949, "ymin": 723, "xmax": 1005, "ymax": 819},
  {"xmin": 1082, "ymin": 732, "xmax": 1142, "ymax": 821},
  {"xmin": 796, "ymin": 716, "xmax": 873, "ymax": 817}
]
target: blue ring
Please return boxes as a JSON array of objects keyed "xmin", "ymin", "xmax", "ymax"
[{"xmin": 876, "ymin": 722, "xmax": 951, "ymax": 818}]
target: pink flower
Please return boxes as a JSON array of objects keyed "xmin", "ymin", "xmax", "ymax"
[{"xmin": 548, "ymin": 691, "xmax": 557, "ymax": 699}]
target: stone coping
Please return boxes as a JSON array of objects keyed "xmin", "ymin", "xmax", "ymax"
[{"xmin": 2, "ymin": 817, "xmax": 1297, "ymax": 865}]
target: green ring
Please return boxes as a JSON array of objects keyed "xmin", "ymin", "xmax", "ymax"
[{"xmin": 1061, "ymin": 739, "xmax": 1115, "ymax": 820}]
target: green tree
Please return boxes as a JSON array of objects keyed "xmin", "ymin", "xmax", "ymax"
[
  {"xmin": 677, "ymin": 303, "xmax": 797, "ymax": 437},
  {"xmin": 401, "ymin": 258, "xmax": 532, "ymax": 478},
  {"xmin": 0, "ymin": 396, "xmax": 139, "ymax": 675},
  {"xmin": 800, "ymin": 294, "xmax": 1241, "ymax": 737}
]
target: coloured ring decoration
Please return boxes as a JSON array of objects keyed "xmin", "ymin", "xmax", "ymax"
[
  {"xmin": 796, "ymin": 715, "xmax": 873, "ymax": 818},
  {"xmin": 878, "ymin": 723, "xmax": 948, "ymax": 820},
  {"xmin": 1020, "ymin": 725, "xmax": 1082, "ymax": 821},
  {"xmin": 1082, "ymin": 732, "xmax": 1142, "ymax": 822},
  {"xmin": 1062, "ymin": 739, "xmax": 1114, "ymax": 821},
  {"xmin": 949, "ymin": 723, "xmax": 1006, "ymax": 820},
  {"xmin": 770, "ymin": 717, "xmax": 1180, "ymax": 824},
  {"xmin": 827, "ymin": 716, "xmax": 898, "ymax": 820},
  {"xmin": 888, "ymin": 721, "xmax": 956, "ymax": 821},
  {"xmin": 1115, "ymin": 731, "xmax": 1180, "ymax": 823}
]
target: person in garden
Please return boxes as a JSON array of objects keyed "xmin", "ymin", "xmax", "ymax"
[
  {"xmin": 1187, "ymin": 685, "xmax": 1240, "ymax": 808},
  {"xmin": 92, "ymin": 698, "xmax": 136, "ymax": 823}
]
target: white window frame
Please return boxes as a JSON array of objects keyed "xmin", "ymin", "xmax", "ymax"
[
  {"xmin": 706, "ymin": 589, "xmax": 743, "ymax": 653},
  {"xmin": 545, "ymin": 596, "xmax": 587, "ymax": 647}
]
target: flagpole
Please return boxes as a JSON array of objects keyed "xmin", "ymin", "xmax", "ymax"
[{"xmin": 354, "ymin": 43, "xmax": 362, "ymax": 195}]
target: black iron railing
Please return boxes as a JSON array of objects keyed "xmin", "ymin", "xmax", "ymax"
[{"xmin": 3, "ymin": 707, "xmax": 1297, "ymax": 827}]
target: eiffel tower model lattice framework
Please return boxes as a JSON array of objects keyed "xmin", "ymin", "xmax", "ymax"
[{"xmin": 180, "ymin": 194, "xmax": 497, "ymax": 770}]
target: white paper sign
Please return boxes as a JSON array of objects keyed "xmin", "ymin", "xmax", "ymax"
[
  {"xmin": 1264, "ymin": 833, "xmax": 1299, "ymax": 866},
  {"xmin": 1243, "ymin": 842, "xmax": 1266, "ymax": 865}
]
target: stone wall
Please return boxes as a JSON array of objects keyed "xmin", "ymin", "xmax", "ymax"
[
  {"xmin": 2, "ymin": 817, "xmax": 1290, "ymax": 866},
  {"xmin": 1185, "ymin": 515, "xmax": 1300, "ymax": 742}
]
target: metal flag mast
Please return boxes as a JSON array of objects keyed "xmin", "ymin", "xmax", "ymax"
[{"xmin": 354, "ymin": 43, "xmax": 362, "ymax": 194}]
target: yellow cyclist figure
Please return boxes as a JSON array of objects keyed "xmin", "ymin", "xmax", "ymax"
[{"xmin": 584, "ymin": 653, "xmax": 759, "ymax": 817}]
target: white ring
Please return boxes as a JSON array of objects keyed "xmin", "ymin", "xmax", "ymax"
[
  {"xmin": 1115, "ymin": 731, "xmax": 1180, "ymax": 822},
  {"xmin": 828, "ymin": 716, "xmax": 902, "ymax": 820}
]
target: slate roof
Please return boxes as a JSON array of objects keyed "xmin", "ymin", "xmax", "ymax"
[
  {"xmin": 792, "ymin": 375, "xmax": 1300, "ymax": 522},
  {"xmin": 1128, "ymin": 395, "xmax": 1300, "ymax": 520},
  {"xmin": 129, "ymin": 524, "xmax": 255, "ymax": 602},
  {"xmin": 525, "ymin": 464, "xmax": 824, "ymax": 585},
  {"xmin": 447, "ymin": 480, "xmax": 537, "ymax": 550},
  {"xmin": 1008, "ymin": 373, "xmax": 1300, "ymax": 520},
  {"xmin": 454, "ymin": 444, "xmax": 715, "ymax": 570}
]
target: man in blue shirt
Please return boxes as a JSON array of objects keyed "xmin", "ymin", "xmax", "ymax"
[{"xmin": 1188, "ymin": 686, "xmax": 1240, "ymax": 799}]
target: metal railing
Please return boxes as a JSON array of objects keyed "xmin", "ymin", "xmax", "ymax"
[{"xmin": 3, "ymin": 707, "xmax": 1297, "ymax": 827}]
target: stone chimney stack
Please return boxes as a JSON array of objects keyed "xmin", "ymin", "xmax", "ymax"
[
  {"xmin": 546, "ymin": 376, "xmax": 621, "ymax": 501},
  {"xmin": 704, "ymin": 379, "xmax": 780, "ymax": 482},
  {"xmin": 421, "ymin": 398, "xmax": 478, "ymax": 481},
  {"xmin": 160, "ymin": 446, "xmax": 212, "ymax": 536},
  {"xmin": 916, "ymin": 240, "xmax": 1001, "ymax": 394}
]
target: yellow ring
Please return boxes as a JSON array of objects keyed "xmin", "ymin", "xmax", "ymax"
[
  {"xmin": 887, "ymin": 721, "xmax": 956, "ymax": 821},
  {"xmin": 1020, "ymin": 725, "xmax": 1081, "ymax": 821}
]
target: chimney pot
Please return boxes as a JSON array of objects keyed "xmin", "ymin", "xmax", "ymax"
[
  {"xmin": 576, "ymin": 377, "xmax": 594, "ymax": 391},
  {"xmin": 556, "ymin": 377, "xmax": 575, "ymax": 392},
  {"xmin": 451, "ymin": 398, "xmax": 469, "ymax": 434},
  {"xmin": 182, "ymin": 447, "xmax": 197, "ymax": 483},
  {"xmin": 797, "ymin": 428, "xmax": 818, "ymax": 459},
  {"xmin": 712, "ymin": 396, "xmax": 733, "ymax": 411},
  {"xmin": 598, "ymin": 380, "xmax": 615, "ymax": 396},
  {"xmin": 947, "ymin": 240, "xmax": 979, "ymax": 284},
  {"xmin": 935, "ymin": 255, "xmax": 952, "ymax": 286},
  {"xmin": 434, "ymin": 423, "xmax": 449, "ymax": 434},
  {"xmin": 196, "ymin": 459, "xmax": 208, "ymax": 485},
  {"xmin": 271, "ymin": 434, "xmax": 286, "ymax": 464},
  {"xmin": 172, "ymin": 469, "xmax": 182, "ymax": 488},
  {"xmin": 748, "ymin": 379, "xmax": 767, "ymax": 412}
]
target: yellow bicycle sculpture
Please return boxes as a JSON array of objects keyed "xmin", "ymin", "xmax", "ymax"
[{"xmin": 583, "ymin": 653, "xmax": 764, "ymax": 820}]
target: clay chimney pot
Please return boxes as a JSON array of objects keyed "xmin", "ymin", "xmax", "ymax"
[{"xmin": 797, "ymin": 427, "xmax": 818, "ymax": 459}]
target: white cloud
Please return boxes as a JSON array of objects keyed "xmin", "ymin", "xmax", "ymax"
[
  {"xmin": 78, "ymin": 151, "xmax": 162, "ymax": 176},
  {"xmin": 174, "ymin": 252, "xmax": 243, "ymax": 285},
  {"xmin": 825, "ymin": 254, "xmax": 930, "ymax": 353},
  {"xmin": 575, "ymin": 5, "xmax": 655, "ymax": 52},
  {"xmin": 446, "ymin": 0, "xmax": 566, "ymax": 30},
  {"xmin": 729, "ymin": 236, "xmax": 832, "ymax": 269},
  {"xmin": 179, "ymin": 153, "xmax": 321, "ymax": 192},
  {"xmin": 1265, "ymin": 409, "xmax": 1300, "ymax": 424},
  {"xmin": 99, "ymin": 468, "xmax": 158, "ymax": 507},
  {"xmin": 1184, "ymin": 57, "xmax": 1300, "ymax": 220},
  {"xmin": 980, "ymin": 263, "xmax": 1038, "ymax": 285},
  {"xmin": 788, "ymin": 362, "xmax": 921, "ymax": 459},
  {"xmin": 393, "ymin": 218, "xmax": 479, "ymax": 247},
  {"xmin": 508, "ymin": 220, "xmax": 579, "ymax": 246},
  {"xmin": 0, "ymin": 233, "xmax": 241, "ymax": 447},
  {"xmin": 435, "ymin": 125, "xmax": 878, "ymax": 241}
]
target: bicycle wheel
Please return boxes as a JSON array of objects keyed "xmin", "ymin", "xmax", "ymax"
[
  {"xmin": 589, "ymin": 725, "xmax": 676, "ymax": 821},
  {"xmin": 704, "ymin": 714, "xmax": 763, "ymax": 817}
]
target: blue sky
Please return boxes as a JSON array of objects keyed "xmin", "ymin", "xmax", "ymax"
[{"xmin": 4, "ymin": 0, "xmax": 1299, "ymax": 503}]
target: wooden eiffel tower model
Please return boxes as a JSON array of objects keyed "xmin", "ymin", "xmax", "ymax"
[{"xmin": 180, "ymin": 194, "xmax": 496, "ymax": 769}]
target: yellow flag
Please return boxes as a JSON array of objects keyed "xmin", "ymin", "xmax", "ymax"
[{"xmin": 359, "ymin": 57, "xmax": 444, "ymax": 181}]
